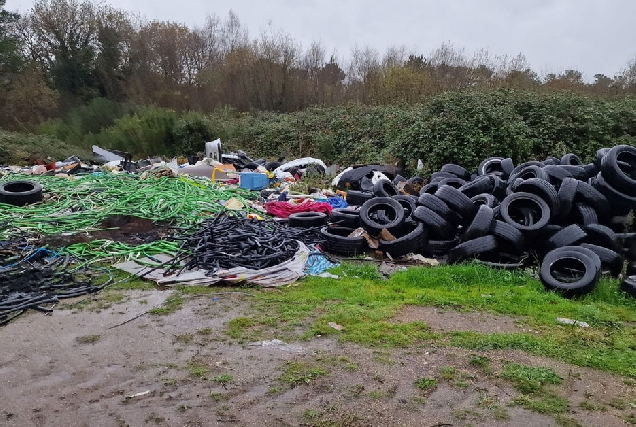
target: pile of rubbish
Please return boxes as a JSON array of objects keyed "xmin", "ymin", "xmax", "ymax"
[
  {"xmin": 0, "ymin": 241, "xmax": 108, "ymax": 325},
  {"xmin": 314, "ymin": 146, "xmax": 636, "ymax": 298},
  {"xmin": 2, "ymin": 139, "xmax": 636, "ymax": 327}
]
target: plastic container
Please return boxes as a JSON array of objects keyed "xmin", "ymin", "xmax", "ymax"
[{"xmin": 239, "ymin": 172, "xmax": 270, "ymax": 191}]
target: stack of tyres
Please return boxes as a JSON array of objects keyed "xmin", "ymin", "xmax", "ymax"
[{"xmin": 338, "ymin": 146, "xmax": 636, "ymax": 298}]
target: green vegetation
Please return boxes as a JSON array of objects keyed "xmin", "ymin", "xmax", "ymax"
[
  {"xmin": 149, "ymin": 294, "xmax": 183, "ymax": 316},
  {"xmin": 209, "ymin": 392, "xmax": 229, "ymax": 402},
  {"xmin": 226, "ymin": 317, "xmax": 259, "ymax": 340},
  {"xmin": 279, "ymin": 361, "xmax": 328, "ymax": 387},
  {"xmin": 186, "ymin": 361, "xmax": 210, "ymax": 378},
  {"xmin": 501, "ymin": 363, "xmax": 562, "ymax": 394},
  {"xmin": 16, "ymin": 91, "xmax": 636, "ymax": 174},
  {"xmin": 0, "ymin": 130, "xmax": 91, "ymax": 165},
  {"xmin": 440, "ymin": 366, "xmax": 457, "ymax": 380},
  {"xmin": 231, "ymin": 262, "xmax": 636, "ymax": 377},
  {"xmin": 414, "ymin": 377, "xmax": 438, "ymax": 391},
  {"xmin": 162, "ymin": 378, "xmax": 178, "ymax": 387},
  {"xmin": 75, "ymin": 334, "xmax": 101, "ymax": 344},
  {"xmin": 4, "ymin": 1, "xmax": 636, "ymax": 174},
  {"xmin": 212, "ymin": 374, "xmax": 233, "ymax": 387},
  {"xmin": 579, "ymin": 400, "xmax": 607, "ymax": 411},
  {"xmin": 173, "ymin": 334, "xmax": 194, "ymax": 345},
  {"xmin": 554, "ymin": 415, "xmax": 583, "ymax": 427},
  {"xmin": 513, "ymin": 392, "xmax": 569, "ymax": 414}
]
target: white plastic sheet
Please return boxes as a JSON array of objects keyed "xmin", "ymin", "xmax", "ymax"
[
  {"xmin": 92, "ymin": 145, "xmax": 124, "ymax": 162},
  {"xmin": 114, "ymin": 242, "xmax": 311, "ymax": 287},
  {"xmin": 273, "ymin": 157, "xmax": 327, "ymax": 180}
]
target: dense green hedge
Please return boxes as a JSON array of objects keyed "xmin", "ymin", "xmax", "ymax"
[
  {"xmin": 27, "ymin": 90, "xmax": 636, "ymax": 174},
  {"xmin": 220, "ymin": 90, "xmax": 636, "ymax": 174}
]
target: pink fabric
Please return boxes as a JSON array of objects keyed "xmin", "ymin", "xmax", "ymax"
[{"xmin": 265, "ymin": 201, "xmax": 333, "ymax": 218}]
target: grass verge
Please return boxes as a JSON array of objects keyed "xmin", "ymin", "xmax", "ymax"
[{"xmin": 232, "ymin": 262, "xmax": 636, "ymax": 377}]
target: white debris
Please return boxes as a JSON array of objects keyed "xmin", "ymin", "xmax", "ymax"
[
  {"xmin": 556, "ymin": 318, "xmax": 589, "ymax": 328},
  {"xmin": 249, "ymin": 339, "xmax": 304, "ymax": 353},
  {"xmin": 328, "ymin": 322, "xmax": 344, "ymax": 331},
  {"xmin": 126, "ymin": 390, "xmax": 151, "ymax": 399}
]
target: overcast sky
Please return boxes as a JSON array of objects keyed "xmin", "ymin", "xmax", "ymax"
[{"xmin": 8, "ymin": 0, "xmax": 636, "ymax": 80}]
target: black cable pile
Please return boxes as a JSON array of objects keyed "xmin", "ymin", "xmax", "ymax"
[
  {"xmin": 170, "ymin": 213, "xmax": 323, "ymax": 273},
  {"xmin": 1, "ymin": 243, "xmax": 103, "ymax": 325}
]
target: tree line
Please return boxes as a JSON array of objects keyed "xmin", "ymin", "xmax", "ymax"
[{"xmin": 1, "ymin": 0, "xmax": 636, "ymax": 131}]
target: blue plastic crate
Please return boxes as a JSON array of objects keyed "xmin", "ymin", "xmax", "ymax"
[{"xmin": 239, "ymin": 172, "xmax": 270, "ymax": 190}]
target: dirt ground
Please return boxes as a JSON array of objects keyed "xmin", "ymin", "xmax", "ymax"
[
  {"xmin": 1, "ymin": 290, "xmax": 635, "ymax": 427},
  {"xmin": 39, "ymin": 216, "xmax": 170, "ymax": 247}
]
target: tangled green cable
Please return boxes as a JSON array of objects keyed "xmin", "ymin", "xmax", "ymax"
[
  {"xmin": 0, "ymin": 173, "xmax": 258, "ymax": 240},
  {"xmin": 60, "ymin": 239, "xmax": 181, "ymax": 266}
]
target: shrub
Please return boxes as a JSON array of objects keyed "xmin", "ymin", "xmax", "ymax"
[
  {"xmin": 37, "ymin": 98, "xmax": 129, "ymax": 145},
  {"xmin": 83, "ymin": 107, "xmax": 177, "ymax": 157},
  {"xmin": 0, "ymin": 130, "xmax": 91, "ymax": 164},
  {"xmin": 171, "ymin": 112, "xmax": 217, "ymax": 155}
]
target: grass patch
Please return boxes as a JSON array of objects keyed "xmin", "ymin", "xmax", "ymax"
[
  {"xmin": 440, "ymin": 366, "xmax": 457, "ymax": 380},
  {"xmin": 609, "ymin": 398, "xmax": 627, "ymax": 409},
  {"xmin": 243, "ymin": 263, "xmax": 636, "ymax": 377},
  {"xmin": 279, "ymin": 361, "xmax": 327, "ymax": 387},
  {"xmin": 492, "ymin": 406, "xmax": 510, "ymax": 421},
  {"xmin": 302, "ymin": 409, "xmax": 321, "ymax": 420},
  {"xmin": 267, "ymin": 386, "xmax": 283, "ymax": 394},
  {"xmin": 101, "ymin": 292, "xmax": 125, "ymax": 303},
  {"xmin": 212, "ymin": 374, "xmax": 233, "ymax": 387},
  {"xmin": 452, "ymin": 409, "xmax": 483, "ymax": 420},
  {"xmin": 368, "ymin": 390, "xmax": 386, "ymax": 399},
  {"xmin": 197, "ymin": 328, "xmax": 213, "ymax": 335},
  {"xmin": 150, "ymin": 294, "xmax": 183, "ymax": 315},
  {"xmin": 554, "ymin": 414, "xmax": 583, "ymax": 427},
  {"xmin": 513, "ymin": 392, "xmax": 569, "ymax": 414},
  {"xmin": 209, "ymin": 392, "xmax": 229, "ymax": 401},
  {"xmin": 226, "ymin": 317, "xmax": 259, "ymax": 340},
  {"xmin": 162, "ymin": 378, "xmax": 178, "ymax": 387},
  {"xmin": 414, "ymin": 377, "xmax": 438, "ymax": 391},
  {"xmin": 173, "ymin": 334, "xmax": 194, "ymax": 345},
  {"xmin": 186, "ymin": 361, "xmax": 209, "ymax": 378},
  {"xmin": 75, "ymin": 334, "xmax": 101, "ymax": 345},
  {"xmin": 501, "ymin": 363, "xmax": 562, "ymax": 394},
  {"xmin": 579, "ymin": 400, "xmax": 607, "ymax": 411}
]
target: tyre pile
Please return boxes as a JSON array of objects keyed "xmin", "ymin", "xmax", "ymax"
[{"xmin": 319, "ymin": 146, "xmax": 636, "ymax": 298}]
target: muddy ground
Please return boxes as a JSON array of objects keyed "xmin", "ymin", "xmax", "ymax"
[{"xmin": 1, "ymin": 290, "xmax": 635, "ymax": 427}]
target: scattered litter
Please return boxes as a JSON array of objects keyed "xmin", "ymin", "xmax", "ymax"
[
  {"xmin": 115, "ymin": 242, "xmax": 312, "ymax": 287},
  {"xmin": 223, "ymin": 198, "xmax": 245, "ymax": 210},
  {"xmin": 248, "ymin": 339, "xmax": 304, "ymax": 353},
  {"xmin": 273, "ymin": 157, "xmax": 327, "ymax": 180},
  {"xmin": 317, "ymin": 272, "xmax": 339, "ymax": 279},
  {"xmin": 556, "ymin": 318, "xmax": 590, "ymax": 328},
  {"xmin": 403, "ymin": 254, "xmax": 440, "ymax": 266},
  {"xmin": 328, "ymin": 322, "xmax": 344, "ymax": 331},
  {"xmin": 92, "ymin": 145, "xmax": 124, "ymax": 163},
  {"xmin": 306, "ymin": 251, "xmax": 338, "ymax": 276},
  {"xmin": 265, "ymin": 200, "xmax": 333, "ymax": 218},
  {"xmin": 125, "ymin": 390, "xmax": 151, "ymax": 400},
  {"xmin": 378, "ymin": 262, "xmax": 408, "ymax": 277}
]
